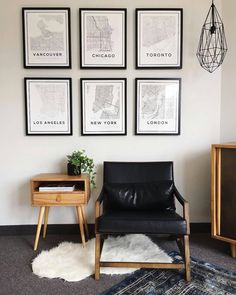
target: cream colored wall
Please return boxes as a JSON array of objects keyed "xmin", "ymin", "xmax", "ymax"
[
  {"xmin": 221, "ymin": 0, "xmax": 236, "ymax": 142},
  {"xmin": 0, "ymin": 0, "xmax": 222, "ymax": 225}
]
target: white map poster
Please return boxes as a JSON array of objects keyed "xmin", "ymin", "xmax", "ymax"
[
  {"xmin": 23, "ymin": 9, "xmax": 70, "ymax": 67},
  {"xmin": 136, "ymin": 79, "xmax": 180, "ymax": 135},
  {"xmin": 80, "ymin": 10, "xmax": 126, "ymax": 68},
  {"xmin": 25, "ymin": 79, "xmax": 72, "ymax": 135},
  {"xmin": 137, "ymin": 10, "xmax": 182, "ymax": 68},
  {"xmin": 81, "ymin": 79, "xmax": 126, "ymax": 135}
]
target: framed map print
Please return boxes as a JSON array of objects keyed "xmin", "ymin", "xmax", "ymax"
[
  {"xmin": 25, "ymin": 78, "xmax": 72, "ymax": 135},
  {"xmin": 136, "ymin": 9, "xmax": 183, "ymax": 69},
  {"xmin": 135, "ymin": 78, "xmax": 181, "ymax": 135},
  {"xmin": 22, "ymin": 8, "xmax": 71, "ymax": 68},
  {"xmin": 81, "ymin": 78, "xmax": 127, "ymax": 135},
  {"xmin": 80, "ymin": 9, "xmax": 127, "ymax": 69}
]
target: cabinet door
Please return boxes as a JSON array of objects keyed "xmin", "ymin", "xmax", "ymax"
[{"xmin": 220, "ymin": 148, "xmax": 236, "ymax": 240}]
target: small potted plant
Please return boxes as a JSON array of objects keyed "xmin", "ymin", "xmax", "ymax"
[{"xmin": 67, "ymin": 150, "xmax": 96, "ymax": 187}]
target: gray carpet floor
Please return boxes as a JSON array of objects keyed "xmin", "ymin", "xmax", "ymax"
[{"xmin": 0, "ymin": 233, "xmax": 235, "ymax": 295}]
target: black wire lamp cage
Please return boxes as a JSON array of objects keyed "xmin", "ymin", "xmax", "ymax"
[{"xmin": 196, "ymin": 0, "xmax": 228, "ymax": 73}]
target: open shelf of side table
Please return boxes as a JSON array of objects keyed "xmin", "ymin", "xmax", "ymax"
[{"xmin": 31, "ymin": 173, "xmax": 90, "ymax": 250}]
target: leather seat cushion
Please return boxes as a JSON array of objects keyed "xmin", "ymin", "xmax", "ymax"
[
  {"xmin": 104, "ymin": 181, "xmax": 175, "ymax": 211},
  {"xmin": 97, "ymin": 210, "xmax": 187, "ymax": 235}
]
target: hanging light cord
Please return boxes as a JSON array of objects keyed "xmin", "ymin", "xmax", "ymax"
[{"xmin": 211, "ymin": 0, "xmax": 216, "ymax": 34}]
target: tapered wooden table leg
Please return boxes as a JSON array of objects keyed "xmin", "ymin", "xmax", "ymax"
[
  {"xmin": 81, "ymin": 205, "xmax": 89, "ymax": 238},
  {"xmin": 230, "ymin": 244, "xmax": 236, "ymax": 258},
  {"xmin": 43, "ymin": 207, "xmax": 50, "ymax": 239},
  {"xmin": 77, "ymin": 206, "xmax": 86, "ymax": 247},
  {"xmin": 34, "ymin": 206, "xmax": 45, "ymax": 251}
]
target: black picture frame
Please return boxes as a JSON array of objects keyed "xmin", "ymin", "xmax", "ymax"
[
  {"xmin": 79, "ymin": 9, "xmax": 127, "ymax": 69},
  {"xmin": 22, "ymin": 7, "xmax": 71, "ymax": 68},
  {"xmin": 24, "ymin": 77, "xmax": 73, "ymax": 135},
  {"xmin": 80, "ymin": 78, "xmax": 127, "ymax": 135},
  {"xmin": 135, "ymin": 78, "xmax": 181, "ymax": 135},
  {"xmin": 136, "ymin": 9, "xmax": 183, "ymax": 69}
]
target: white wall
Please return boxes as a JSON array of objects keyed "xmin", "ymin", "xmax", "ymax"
[
  {"xmin": 0, "ymin": 0, "xmax": 222, "ymax": 225},
  {"xmin": 221, "ymin": 0, "xmax": 236, "ymax": 142}
]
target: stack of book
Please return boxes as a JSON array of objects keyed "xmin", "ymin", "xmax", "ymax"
[{"xmin": 39, "ymin": 182, "xmax": 76, "ymax": 192}]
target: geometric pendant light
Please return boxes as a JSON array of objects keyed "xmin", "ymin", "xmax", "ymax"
[{"xmin": 196, "ymin": 0, "xmax": 228, "ymax": 73}]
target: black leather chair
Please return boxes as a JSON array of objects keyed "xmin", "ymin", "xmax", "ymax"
[{"xmin": 95, "ymin": 162, "xmax": 191, "ymax": 281}]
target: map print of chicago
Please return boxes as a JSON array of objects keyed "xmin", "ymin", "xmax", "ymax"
[{"xmin": 86, "ymin": 16, "xmax": 113, "ymax": 51}]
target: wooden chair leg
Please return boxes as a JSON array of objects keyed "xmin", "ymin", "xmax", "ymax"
[
  {"xmin": 81, "ymin": 205, "xmax": 89, "ymax": 239},
  {"xmin": 34, "ymin": 206, "xmax": 45, "ymax": 251},
  {"xmin": 76, "ymin": 206, "xmax": 86, "ymax": 247},
  {"xmin": 95, "ymin": 233, "xmax": 101, "ymax": 280},
  {"xmin": 43, "ymin": 207, "xmax": 50, "ymax": 239},
  {"xmin": 230, "ymin": 244, "xmax": 236, "ymax": 258},
  {"xmin": 184, "ymin": 235, "xmax": 191, "ymax": 282}
]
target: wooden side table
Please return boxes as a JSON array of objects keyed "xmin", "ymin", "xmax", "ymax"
[{"xmin": 31, "ymin": 173, "xmax": 90, "ymax": 251}]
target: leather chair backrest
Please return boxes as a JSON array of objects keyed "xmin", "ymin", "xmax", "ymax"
[
  {"xmin": 103, "ymin": 162, "xmax": 175, "ymax": 212},
  {"xmin": 103, "ymin": 161, "xmax": 174, "ymax": 184}
]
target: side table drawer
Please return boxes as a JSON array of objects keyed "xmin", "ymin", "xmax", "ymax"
[{"xmin": 32, "ymin": 192, "xmax": 85, "ymax": 206}]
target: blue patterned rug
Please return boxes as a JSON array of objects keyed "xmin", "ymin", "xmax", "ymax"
[{"xmin": 101, "ymin": 252, "xmax": 236, "ymax": 295}]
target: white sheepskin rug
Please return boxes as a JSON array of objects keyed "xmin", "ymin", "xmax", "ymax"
[{"xmin": 32, "ymin": 234, "xmax": 172, "ymax": 282}]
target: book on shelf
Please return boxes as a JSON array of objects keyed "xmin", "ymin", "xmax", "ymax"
[{"xmin": 38, "ymin": 182, "xmax": 76, "ymax": 192}]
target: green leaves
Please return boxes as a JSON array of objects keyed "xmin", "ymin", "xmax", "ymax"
[{"xmin": 67, "ymin": 150, "xmax": 96, "ymax": 188}]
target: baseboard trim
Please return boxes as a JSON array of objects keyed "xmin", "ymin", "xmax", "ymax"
[
  {"xmin": 0, "ymin": 223, "xmax": 211, "ymax": 236},
  {"xmin": 0, "ymin": 224, "xmax": 95, "ymax": 236}
]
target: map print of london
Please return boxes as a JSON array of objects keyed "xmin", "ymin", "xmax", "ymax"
[{"xmin": 141, "ymin": 84, "xmax": 174, "ymax": 120}]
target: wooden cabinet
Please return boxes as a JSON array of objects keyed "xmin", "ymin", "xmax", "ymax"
[
  {"xmin": 31, "ymin": 173, "xmax": 90, "ymax": 250},
  {"xmin": 211, "ymin": 144, "xmax": 236, "ymax": 258}
]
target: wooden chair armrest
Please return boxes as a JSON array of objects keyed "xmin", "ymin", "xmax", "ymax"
[
  {"xmin": 95, "ymin": 189, "xmax": 105, "ymax": 218},
  {"xmin": 173, "ymin": 186, "xmax": 186, "ymax": 206},
  {"xmin": 95, "ymin": 189, "xmax": 106, "ymax": 233},
  {"xmin": 174, "ymin": 186, "xmax": 190, "ymax": 235},
  {"xmin": 95, "ymin": 200, "xmax": 102, "ymax": 219}
]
